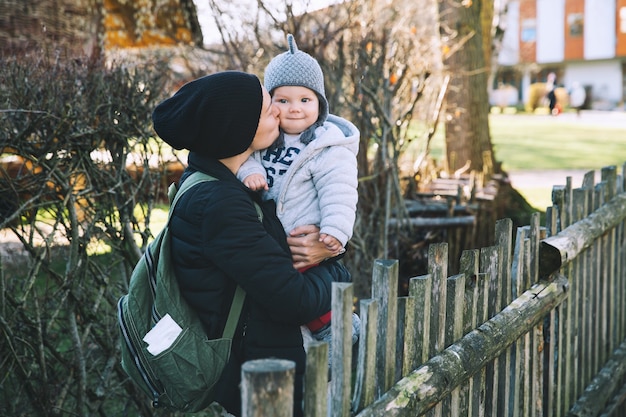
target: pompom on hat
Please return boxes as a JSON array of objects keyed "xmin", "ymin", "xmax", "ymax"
[
  {"xmin": 152, "ymin": 71, "xmax": 263, "ymax": 159},
  {"xmin": 264, "ymin": 34, "xmax": 329, "ymax": 126}
]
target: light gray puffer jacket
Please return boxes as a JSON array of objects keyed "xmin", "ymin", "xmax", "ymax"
[{"xmin": 238, "ymin": 114, "xmax": 359, "ymax": 246}]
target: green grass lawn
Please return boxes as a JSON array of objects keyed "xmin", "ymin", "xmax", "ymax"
[
  {"xmin": 428, "ymin": 110, "xmax": 626, "ymax": 209},
  {"xmin": 489, "ymin": 114, "xmax": 626, "ymax": 171}
]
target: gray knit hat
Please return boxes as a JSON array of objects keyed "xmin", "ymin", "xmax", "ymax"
[{"xmin": 264, "ymin": 34, "xmax": 329, "ymax": 136}]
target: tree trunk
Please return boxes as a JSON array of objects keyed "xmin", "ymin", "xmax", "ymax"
[{"xmin": 439, "ymin": 0, "xmax": 496, "ymax": 176}]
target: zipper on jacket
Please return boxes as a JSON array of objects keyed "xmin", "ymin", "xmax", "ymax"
[{"xmin": 117, "ymin": 296, "xmax": 163, "ymax": 407}]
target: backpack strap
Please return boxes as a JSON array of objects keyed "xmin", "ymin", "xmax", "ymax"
[
  {"xmin": 167, "ymin": 171, "xmax": 215, "ymax": 218},
  {"xmin": 222, "ymin": 285, "xmax": 245, "ymax": 338},
  {"xmin": 166, "ymin": 170, "xmax": 257, "ymax": 340}
]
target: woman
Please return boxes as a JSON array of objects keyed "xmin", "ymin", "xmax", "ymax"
[{"xmin": 151, "ymin": 71, "xmax": 346, "ymax": 416}]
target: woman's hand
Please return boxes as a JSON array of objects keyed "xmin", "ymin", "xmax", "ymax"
[{"xmin": 287, "ymin": 225, "xmax": 336, "ymax": 270}]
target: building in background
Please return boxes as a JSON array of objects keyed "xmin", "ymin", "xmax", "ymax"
[
  {"xmin": 495, "ymin": 0, "xmax": 626, "ymax": 110},
  {"xmin": 0, "ymin": 0, "xmax": 203, "ymax": 59}
]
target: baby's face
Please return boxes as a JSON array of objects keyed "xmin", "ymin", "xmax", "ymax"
[{"xmin": 271, "ymin": 86, "xmax": 320, "ymax": 135}]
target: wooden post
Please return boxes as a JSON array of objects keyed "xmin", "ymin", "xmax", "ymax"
[
  {"xmin": 443, "ymin": 273, "xmax": 465, "ymax": 416},
  {"xmin": 495, "ymin": 218, "xmax": 513, "ymax": 417},
  {"xmin": 459, "ymin": 249, "xmax": 479, "ymax": 417},
  {"xmin": 241, "ymin": 359, "xmax": 295, "ymax": 417},
  {"xmin": 428, "ymin": 243, "xmax": 448, "ymax": 417},
  {"xmin": 371, "ymin": 259, "xmax": 398, "ymax": 398},
  {"xmin": 409, "ymin": 274, "xmax": 432, "ymax": 367},
  {"xmin": 330, "ymin": 282, "xmax": 354, "ymax": 417},
  {"xmin": 303, "ymin": 341, "xmax": 328, "ymax": 417},
  {"xmin": 352, "ymin": 299, "xmax": 378, "ymax": 413},
  {"xmin": 397, "ymin": 296, "xmax": 412, "ymax": 380}
]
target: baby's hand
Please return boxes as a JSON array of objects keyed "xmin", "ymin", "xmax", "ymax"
[
  {"xmin": 319, "ymin": 233, "xmax": 344, "ymax": 255},
  {"xmin": 243, "ymin": 173, "xmax": 268, "ymax": 191}
]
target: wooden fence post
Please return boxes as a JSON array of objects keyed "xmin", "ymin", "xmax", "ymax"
[
  {"xmin": 330, "ymin": 282, "xmax": 354, "ymax": 417},
  {"xmin": 495, "ymin": 218, "xmax": 513, "ymax": 417},
  {"xmin": 371, "ymin": 259, "xmax": 398, "ymax": 398},
  {"xmin": 459, "ymin": 249, "xmax": 479, "ymax": 417},
  {"xmin": 352, "ymin": 298, "xmax": 378, "ymax": 413},
  {"xmin": 408, "ymin": 274, "xmax": 432, "ymax": 368},
  {"xmin": 427, "ymin": 243, "xmax": 448, "ymax": 417},
  {"xmin": 443, "ymin": 273, "xmax": 465, "ymax": 416},
  {"xmin": 303, "ymin": 341, "xmax": 328, "ymax": 417},
  {"xmin": 241, "ymin": 359, "xmax": 294, "ymax": 417}
]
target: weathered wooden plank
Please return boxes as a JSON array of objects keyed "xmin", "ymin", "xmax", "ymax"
[
  {"xmin": 560, "ymin": 254, "xmax": 574, "ymax": 411},
  {"xmin": 428, "ymin": 243, "xmax": 448, "ymax": 417},
  {"xmin": 601, "ymin": 166, "xmax": 617, "ymax": 200},
  {"xmin": 544, "ymin": 206, "xmax": 558, "ymax": 417},
  {"xmin": 400, "ymin": 294, "xmax": 416, "ymax": 379},
  {"xmin": 596, "ymin": 183, "xmax": 611, "ymax": 368},
  {"xmin": 607, "ymin": 200, "xmax": 618, "ymax": 356},
  {"xmin": 571, "ymin": 187, "xmax": 586, "ymax": 399},
  {"xmin": 561, "ymin": 177, "xmax": 575, "ymax": 414},
  {"xmin": 387, "ymin": 215, "xmax": 475, "ymax": 228},
  {"xmin": 397, "ymin": 297, "xmax": 410, "ymax": 381},
  {"xmin": 355, "ymin": 276, "xmax": 569, "ymax": 417},
  {"xmin": 522, "ymin": 238, "xmax": 534, "ymax": 417},
  {"xmin": 577, "ymin": 186, "xmax": 593, "ymax": 400},
  {"xmin": 428, "ymin": 243, "xmax": 448, "ymax": 355},
  {"xmin": 591, "ymin": 184, "xmax": 605, "ymax": 380},
  {"xmin": 618, "ymin": 167, "xmax": 626, "ymax": 355},
  {"xmin": 404, "ymin": 200, "xmax": 480, "ymax": 213},
  {"xmin": 567, "ymin": 338, "xmax": 626, "ymax": 417},
  {"xmin": 330, "ymin": 283, "xmax": 354, "ymax": 417},
  {"xmin": 552, "ymin": 185, "xmax": 567, "ymax": 234},
  {"xmin": 564, "ymin": 188, "xmax": 583, "ymax": 406},
  {"xmin": 528, "ymin": 211, "xmax": 544, "ymax": 417},
  {"xmin": 481, "ymin": 246, "xmax": 500, "ymax": 417},
  {"xmin": 352, "ymin": 299, "xmax": 378, "ymax": 413},
  {"xmin": 538, "ymin": 192, "xmax": 626, "ymax": 278},
  {"xmin": 598, "ymin": 379, "xmax": 626, "ymax": 417},
  {"xmin": 529, "ymin": 212, "xmax": 541, "ymax": 284},
  {"xmin": 443, "ymin": 274, "xmax": 465, "ymax": 417},
  {"xmin": 304, "ymin": 342, "xmax": 329, "ymax": 417},
  {"xmin": 409, "ymin": 275, "xmax": 432, "ymax": 367},
  {"xmin": 471, "ymin": 271, "xmax": 489, "ymax": 417},
  {"xmin": 495, "ymin": 218, "xmax": 513, "ymax": 417},
  {"xmin": 458, "ymin": 249, "xmax": 479, "ymax": 417},
  {"xmin": 372, "ymin": 259, "xmax": 398, "ymax": 398}
]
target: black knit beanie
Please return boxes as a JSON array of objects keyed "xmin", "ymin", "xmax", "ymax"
[{"xmin": 152, "ymin": 71, "xmax": 263, "ymax": 159}]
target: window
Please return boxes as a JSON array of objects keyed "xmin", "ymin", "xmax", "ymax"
[
  {"xmin": 521, "ymin": 19, "xmax": 536, "ymax": 42},
  {"xmin": 568, "ymin": 13, "xmax": 584, "ymax": 37}
]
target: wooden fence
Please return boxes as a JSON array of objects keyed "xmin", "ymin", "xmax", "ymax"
[{"xmin": 241, "ymin": 164, "xmax": 626, "ymax": 417}]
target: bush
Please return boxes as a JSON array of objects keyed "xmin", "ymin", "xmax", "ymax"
[{"xmin": 0, "ymin": 52, "xmax": 201, "ymax": 416}]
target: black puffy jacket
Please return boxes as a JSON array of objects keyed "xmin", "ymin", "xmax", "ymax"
[{"xmin": 169, "ymin": 153, "xmax": 349, "ymax": 416}]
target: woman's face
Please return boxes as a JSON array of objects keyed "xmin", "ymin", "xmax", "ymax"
[{"xmin": 250, "ymin": 86, "xmax": 280, "ymax": 151}]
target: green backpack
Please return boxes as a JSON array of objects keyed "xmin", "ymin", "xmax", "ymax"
[{"xmin": 117, "ymin": 171, "xmax": 251, "ymax": 412}]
